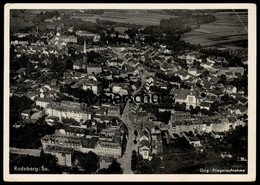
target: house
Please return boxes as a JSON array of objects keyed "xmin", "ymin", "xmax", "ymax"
[
  {"xmin": 87, "ymin": 64, "xmax": 102, "ymax": 75},
  {"xmin": 175, "ymin": 70, "xmax": 190, "ymax": 80},
  {"xmin": 207, "ymin": 56, "xmax": 217, "ymax": 64},
  {"xmin": 51, "ymin": 79, "xmax": 58, "ymax": 86},
  {"xmin": 200, "ymin": 102, "xmax": 211, "ymax": 110},
  {"xmin": 139, "ymin": 129, "xmax": 150, "ymax": 142},
  {"xmin": 14, "ymin": 32, "xmax": 30, "ymax": 38},
  {"xmin": 225, "ymin": 85, "xmax": 237, "ymax": 94},
  {"xmin": 60, "ymin": 36, "xmax": 77, "ymax": 43},
  {"xmin": 201, "ymin": 61, "xmax": 213, "ymax": 69},
  {"xmin": 145, "ymin": 77, "xmax": 155, "ymax": 88},
  {"xmin": 35, "ymin": 97, "xmax": 52, "ymax": 109},
  {"xmin": 107, "ymin": 105, "xmax": 121, "ymax": 117},
  {"xmin": 211, "ymin": 132, "xmax": 224, "ymax": 140},
  {"xmin": 173, "ymin": 87, "xmax": 201, "ymax": 109},
  {"xmin": 188, "ymin": 68, "xmax": 200, "ymax": 77},
  {"xmin": 26, "ymin": 91, "xmax": 40, "ymax": 101},
  {"xmin": 21, "ymin": 109, "xmax": 31, "ymax": 119},
  {"xmin": 139, "ymin": 140, "xmax": 150, "ymax": 160},
  {"xmin": 118, "ymin": 33, "xmax": 130, "ymax": 39},
  {"xmin": 111, "ymin": 83, "xmax": 128, "ymax": 94},
  {"xmin": 221, "ymin": 152, "xmax": 233, "ymax": 159},
  {"xmin": 235, "ymin": 106, "xmax": 248, "ymax": 115},
  {"xmin": 229, "ymin": 67, "xmax": 244, "ymax": 76},
  {"xmin": 16, "ymin": 68, "xmax": 26, "ymax": 78},
  {"xmin": 82, "ymin": 80, "xmax": 102, "ymax": 95},
  {"xmin": 73, "ymin": 58, "xmax": 87, "ymax": 70}
]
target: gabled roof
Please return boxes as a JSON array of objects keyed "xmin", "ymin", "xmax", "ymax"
[
  {"xmin": 238, "ymin": 106, "xmax": 247, "ymax": 113},
  {"xmin": 140, "ymin": 140, "xmax": 150, "ymax": 147},
  {"xmin": 227, "ymin": 117, "xmax": 237, "ymax": 123},
  {"xmin": 174, "ymin": 89, "xmax": 200, "ymax": 100}
]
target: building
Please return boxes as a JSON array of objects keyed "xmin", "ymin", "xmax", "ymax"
[
  {"xmin": 63, "ymin": 127, "xmax": 86, "ymax": 137},
  {"xmin": 75, "ymin": 30, "xmax": 100, "ymax": 42},
  {"xmin": 87, "ymin": 64, "xmax": 102, "ymax": 75},
  {"xmin": 82, "ymin": 81, "xmax": 102, "ymax": 95},
  {"xmin": 228, "ymin": 67, "xmax": 244, "ymax": 76},
  {"xmin": 139, "ymin": 129, "xmax": 150, "ymax": 142},
  {"xmin": 44, "ymin": 145, "xmax": 73, "ymax": 167},
  {"xmin": 73, "ymin": 57, "xmax": 88, "ymax": 70},
  {"xmin": 21, "ymin": 109, "xmax": 31, "ymax": 119},
  {"xmin": 100, "ymin": 128, "xmax": 119, "ymax": 138},
  {"xmin": 46, "ymin": 101, "xmax": 91, "ymax": 122},
  {"xmin": 138, "ymin": 140, "xmax": 150, "ymax": 160},
  {"xmin": 95, "ymin": 141, "xmax": 121, "ymax": 157},
  {"xmin": 107, "ymin": 105, "xmax": 121, "ymax": 117},
  {"xmin": 168, "ymin": 112, "xmax": 244, "ymax": 136},
  {"xmin": 225, "ymin": 85, "xmax": 237, "ymax": 94},
  {"xmin": 35, "ymin": 97, "xmax": 52, "ymax": 109},
  {"xmin": 61, "ymin": 36, "xmax": 77, "ymax": 43},
  {"xmin": 41, "ymin": 134, "xmax": 82, "ymax": 152},
  {"xmin": 173, "ymin": 88, "xmax": 201, "ymax": 109}
]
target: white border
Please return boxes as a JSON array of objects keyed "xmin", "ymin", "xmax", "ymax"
[{"xmin": 4, "ymin": 3, "xmax": 256, "ymax": 182}]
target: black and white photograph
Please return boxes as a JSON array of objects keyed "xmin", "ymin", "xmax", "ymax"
[{"xmin": 3, "ymin": 3, "xmax": 256, "ymax": 182}]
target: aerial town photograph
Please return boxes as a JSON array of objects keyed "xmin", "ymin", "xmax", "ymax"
[{"xmin": 8, "ymin": 8, "xmax": 249, "ymax": 175}]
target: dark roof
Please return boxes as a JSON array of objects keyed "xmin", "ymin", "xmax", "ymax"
[
  {"xmin": 227, "ymin": 117, "xmax": 237, "ymax": 123},
  {"xmin": 45, "ymin": 145, "xmax": 74, "ymax": 154},
  {"xmin": 140, "ymin": 140, "xmax": 150, "ymax": 147},
  {"xmin": 200, "ymin": 102, "xmax": 211, "ymax": 107},
  {"xmin": 174, "ymin": 89, "xmax": 200, "ymax": 99},
  {"xmin": 81, "ymin": 138, "xmax": 97, "ymax": 149},
  {"xmin": 238, "ymin": 106, "xmax": 247, "ymax": 113}
]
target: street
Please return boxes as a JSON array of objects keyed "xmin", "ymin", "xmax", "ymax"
[{"xmin": 117, "ymin": 73, "xmax": 145, "ymax": 174}]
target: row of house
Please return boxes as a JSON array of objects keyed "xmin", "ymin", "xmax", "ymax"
[{"xmin": 168, "ymin": 111, "xmax": 246, "ymax": 136}]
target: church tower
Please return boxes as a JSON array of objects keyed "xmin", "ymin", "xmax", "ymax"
[
  {"xmin": 82, "ymin": 38, "xmax": 88, "ymax": 69},
  {"xmin": 83, "ymin": 38, "xmax": 87, "ymax": 54}
]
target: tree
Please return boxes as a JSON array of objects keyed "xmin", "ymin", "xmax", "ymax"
[
  {"xmin": 150, "ymin": 156, "xmax": 161, "ymax": 173},
  {"xmin": 131, "ymin": 150, "xmax": 138, "ymax": 171},
  {"xmin": 40, "ymin": 152, "xmax": 62, "ymax": 174},
  {"xmin": 10, "ymin": 123, "xmax": 55, "ymax": 149},
  {"xmin": 134, "ymin": 130, "xmax": 138, "ymax": 137},
  {"xmin": 137, "ymin": 158, "xmax": 152, "ymax": 174},
  {"xmin": 75, "ymin": 151, "xmax": 99, "ymax": 173},
  {"xmin": 210, "ymin": 101, "xmax": 219, "ymax": 112},
  {"xmin": 10, "ymin": 95, "xmax": 34, "ymax": 124},
  {"xmin": 98, "ymin": 159, "xmax": 123, "ymax": 174},
  {"xmin": 201, "ymin": 92, "xmax": 206, "ymax": 98},
  {"xmin": 115, "ymin": 31, "xmax": 119, "ymax": 38},
  {"xmin": 200, "ymin": 70, "xmax": 209, "ymax": 78},
  {"xmin": 65, "ymin": 58, "xmax": 74, "ymax": 70},
  {"xmin": 219, "ymin": 74, "xmax": 227, "ymax": 85},
  {"xmin": 181, "ymin": 102, "xmax": 186, "ymax": 111}
]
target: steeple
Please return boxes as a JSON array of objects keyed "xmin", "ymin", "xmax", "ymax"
[
  {"xmin": 83, "ymin": 38, "xmax": 87, "ymax": 54},
  {"xmin": 83, "ymin": 38, "xmax": 88, "ymax": 67}
]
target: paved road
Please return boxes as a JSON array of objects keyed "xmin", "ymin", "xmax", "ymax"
[{"xmin": 118, "ymin": 73, "xmax": 145, "ymax": 174}]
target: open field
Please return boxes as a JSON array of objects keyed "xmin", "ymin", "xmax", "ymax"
[
  {"xmin": 182, "ymin": 11, "xmax": 248, "ymax": 49},
  {"xmin": 71, "ymin": 10, "xmax": 178, "ymax": 26}
]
